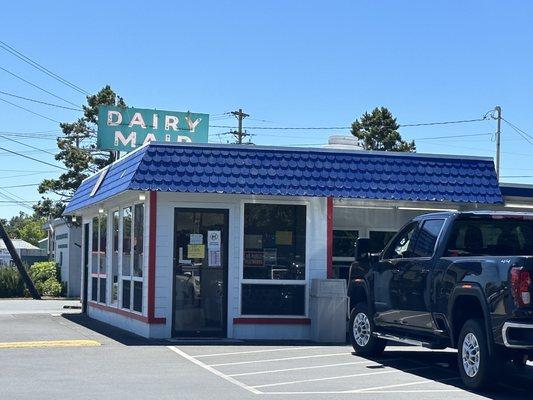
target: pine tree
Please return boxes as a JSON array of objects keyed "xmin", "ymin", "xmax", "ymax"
[
  {"xmin": 34, "ymin": 86, "xmax": 126, "ymax": 218},
  {"xmin": 351, "ymin": 107, "xmax": 415, "ymax": 152}
]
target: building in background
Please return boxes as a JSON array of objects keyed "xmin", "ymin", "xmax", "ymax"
[
  {"xmin": 43, "ymin": 218, "xmax": 82, "ymax": 297},
  {"xmin": 0, "ymin": 239, "xmax": 47, "ymax": 267}
]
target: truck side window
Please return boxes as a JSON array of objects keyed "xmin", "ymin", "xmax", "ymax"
[
  {"xmin": 413, "ymin": 219, "xmax": 445, "ymax": 257},
  {"xmin": 383, "ymin": 222, "xmax": 418, "ymax": 259}
]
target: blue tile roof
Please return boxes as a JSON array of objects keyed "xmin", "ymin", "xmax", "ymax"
[{"xmin": 64, "ymin": 142, "xmax": 503, "ymax": 213}]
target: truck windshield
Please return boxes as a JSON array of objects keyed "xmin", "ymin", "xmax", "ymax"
[{"xmin": 445, "ymin": 217, "xmax": 533, "ymax": 257}]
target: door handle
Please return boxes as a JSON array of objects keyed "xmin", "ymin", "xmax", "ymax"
[{"xmin": 392, "ymin": 268, "xmax": 400, "ymax": 274}]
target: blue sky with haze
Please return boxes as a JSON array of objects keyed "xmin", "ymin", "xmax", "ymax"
[{"xmin": 1, "ymin": 0, "xmax": 532, "ymax": 218}]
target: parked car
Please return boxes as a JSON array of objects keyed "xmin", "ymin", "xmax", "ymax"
[{"xmin": 347, "ymin": 211, "xmax": 533, "ymax": 391}]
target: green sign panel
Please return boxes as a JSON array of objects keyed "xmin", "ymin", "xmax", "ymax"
[{"xmin": 97, "ymin": 105, "xmax": 209, "ymax": 152}]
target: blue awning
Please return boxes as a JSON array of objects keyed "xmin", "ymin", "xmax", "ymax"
[{"xmin": 64, "ymin": 142, "xmax": 503, "ymax": 214}]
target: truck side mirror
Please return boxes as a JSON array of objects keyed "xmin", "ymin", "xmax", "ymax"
[{"xmin": 354, "ymin": 238, "xmax": 371, "ymax": 261}]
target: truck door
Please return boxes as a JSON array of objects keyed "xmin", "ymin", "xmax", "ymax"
[
  {"xmin": 373, "ymin": 221, "xmax": 419, "ymax": 327},
  {"xmin": 395, "ymin": 219, "xmax": 445, "ymax": 332}
]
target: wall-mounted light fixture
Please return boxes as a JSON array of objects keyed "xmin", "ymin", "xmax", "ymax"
[
  {"xmin": 71, "ymin": 215, "xmax": 77, "ymax": 223},
  {"xmin": 139, "ymin": 193, "xmax": 146, "ymax": 201},
  {"xmin": 98, "ymin": 207, "xmax": 104, "ymax": 214}
]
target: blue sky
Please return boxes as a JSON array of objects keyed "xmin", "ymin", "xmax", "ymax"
[{"xmin": 1, "ymin": 0, "xmax": 532, "ymax": 218}]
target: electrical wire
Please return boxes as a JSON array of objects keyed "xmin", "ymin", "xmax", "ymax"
[
  {"xmin": 0, "ymin": 145, "xmax": 66, "ymax": 170},
  {"xmin": 502, "ymin": 118, "xmax": 533, "ymax": 144},
  {"xmin": 0, "ymin": 183, "xmax": 40, "ymax": 188},
  {"xmin": 0, "ymin": 65, "xmax": 80, "ymax": 107},
  {"xmin": 0, "ymin": 40, "xmax": 89, "ymax": 95},
  {"xmin": 0, "ymin": 134, "xmax": 57, "ymax": 156},
  {"xmin": 0, "ymin": 90, "xmax": 82, "ymax": 111},
  {"xmin": 0, "ymin": 96, "xmax": 60, "ymax": 123}
]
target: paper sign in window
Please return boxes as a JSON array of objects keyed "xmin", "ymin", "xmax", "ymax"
[
  {"xmin": 190, "ymin": 234, "xmax": 203, "ymax": 245},
  {"xmin": 275, "ymin": 231, "xmax": 293, "ymax": 245},
  {"xmin": 207, "ymin": 231, "xmax": 221, "ymax": 267},
  {"xmin": 187, "ymin": 244, "xmax": 205, "ymax": 259}
]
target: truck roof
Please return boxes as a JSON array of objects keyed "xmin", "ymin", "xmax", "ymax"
[{"xmin": 412, "ymin": 210, "xmax": 533, "ymax": 221}]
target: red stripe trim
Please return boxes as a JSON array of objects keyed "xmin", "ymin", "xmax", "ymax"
[
  {"xmin": 233, "ymin": 317, "xmax": 311, "ymax": 325},
  {"xmin": 147, "ymin": 191, "xmax": 158, "ymax": 322},
  {"xmin": 88, "ymin": 301, "xmax": 166, "ymax": 324},
  {"xmin": 326, "ymin": 196, "xmax": 334, "ymax": 279}
]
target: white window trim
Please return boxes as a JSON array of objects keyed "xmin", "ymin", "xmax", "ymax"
[
  {"xmin": 238, "ymin": 199, "xmax": 310, "ymax": 318},
  {"xmin": 109, "ymin": 209, "xmax": 120, "ymax": 307}
]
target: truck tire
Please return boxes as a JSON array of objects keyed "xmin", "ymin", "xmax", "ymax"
[
  {"xmin": 349, "ymin": 303, "xmax": 386, "ymax": 357},
  {"xmin": 457, "ymin": 319, "xmax": 500, "ymax": 391}
]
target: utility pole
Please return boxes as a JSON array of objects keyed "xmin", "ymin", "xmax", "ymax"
[
  {"xmin": 230, "ymin": 108, "xmax": 249, "ymax": 144},
  {"xmin": 494, "ymin": 106, "xmax": 502, "ymax": 180}
]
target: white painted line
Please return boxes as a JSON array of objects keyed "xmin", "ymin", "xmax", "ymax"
[
  {"xmin": 346, "ymin": 376, "xmax": 461, "ymax": 393},
  {"xmin": 252, "ymin": 366, "xmax": 430, "ymax": 389},
  {"xmin": 167, "ymin": 346, "xmax": 262, "ymax": 395},
  {"xmin": 264, "ymin": 389, "xmax": 462, "ymax": 394},
  {"xmin": 228, "ymin": 359, "xmax": 402, "ymax": 377},
  {"xmin": 209, "ymin": 352, "xmax": 350, "ymax": 367},
  {"xmin": 194, "ymin": 346, "xmax": 323, "ymax": 358}
]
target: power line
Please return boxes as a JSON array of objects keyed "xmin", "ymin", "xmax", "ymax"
[
  {"xmin": 0, "ymin": 90, "xmax": 82, "ymax": 111},
  {"xmin": 0, "ymin": 145, "xmax": 66, "ymax": 170},
  {"xmin": 209, "ymin": 117, "xmax": 489, "ymax": 131},
  {"xmin": 0, "ymin": 183, "xmax": 40, "ymax": 188},
  {"xmin": 0, "ymin": 96, "xmax": 60, "ymax": 123},
  {"xmin": 0, "ymin": 40, "xmax": 89, "ymax": 95},
  {"xmin": 0, "ymin": 65, "xmax": 80, "ymax": 107},
  {"xmin": 502, "ymin": 118, "xmax": 533, "ymax": 144},
  {"xmin": 0, "ymin": 134, "xmax": 57, "ymax": 156}
]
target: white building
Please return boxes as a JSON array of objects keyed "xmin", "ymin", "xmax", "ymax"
[
  {"xmin": 0, "ymin": 239, "xmax": 47, "ymax": 267},
  {"xmin": 43, "ymin": 218, "xmax": 82, "ymax": 297},
  {"xmin": 63, "ymin": 142, "xmax": 530, "ymax": 341}
]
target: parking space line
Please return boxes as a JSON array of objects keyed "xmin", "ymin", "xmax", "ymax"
[
  {"xmin": 194, "ymin": 346, "xmax": 322, "ymax": 358},
  {"xmin": 167, "ymin": 346, "xmax": 262, "ymax": 395},
  {"xmin": 228, "ymin": 359, "xmax": 400, "ymax": 377},
  {"xmin": 252, "ymin": 366, "xmax": 430, "ymax": 389},
  {"xmin": 209, "ymin": 352, "xmax": 349, "ymax": 367},
  {"xmin": 346, "ymin": 376, "xmax": 462, "ymax": 393},
  {"xmin": 0, "ymin": 339, "xmax": 100, "ymax": 349},
  {"xmin": 264, "ymin": 389, "xmax": 462, "ymax": 394}
]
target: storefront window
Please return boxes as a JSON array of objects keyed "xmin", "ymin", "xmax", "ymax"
[
  {"xmin": 120, "ymin": 204, "xmax": 144, "ymax": 313},
  {"xmin": 90, "ymin": 215, "xmax": 107, "ymax": 304},
  {"xmin": 242, "ymin": 203, "xmax": 306, "ymax": 316},
  {"xmin": 333, "ymin": 230, "xmax": 359, "ymax": 258},
  {"xmin": 111, "ymin": 210, "xmax": 119, "ymax": 305},
  {"xmin": 243, "ymin": 204, "xmax": 306, "ymax": 280}
]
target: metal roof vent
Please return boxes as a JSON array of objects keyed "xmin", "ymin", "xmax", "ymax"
[{"xmin": 323, "ymin": 135, "xmax": 364, "ymax": 150}]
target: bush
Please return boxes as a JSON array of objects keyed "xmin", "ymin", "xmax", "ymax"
[
  {"xmin": 0, "ymin": 267, "xmax": 24, "ymax": 297},
  {"xmin": 29, "ymin": 261, "xmax": 63, "ymax": 297}
]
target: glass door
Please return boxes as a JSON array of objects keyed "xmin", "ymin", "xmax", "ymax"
[{"xmin": 172, "ymin": 208, "xmax": 228, "ymax": 337}]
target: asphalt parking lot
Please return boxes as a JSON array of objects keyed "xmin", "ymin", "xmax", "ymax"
[{"xmin": 1, "ymin": 300, "xmax": 532, "ymax": 400}]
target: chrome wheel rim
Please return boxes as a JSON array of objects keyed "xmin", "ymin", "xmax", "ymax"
[
  {"xmin": 462, "ymin": 332, "xmax": 481, "ymax": 378},
  {"xmin": 353, "ymin": 312, "xmax": 371, "ymax": 347}
]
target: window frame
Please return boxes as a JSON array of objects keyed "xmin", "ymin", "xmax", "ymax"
[
  {"xmin": 119, "ymin": 203, "xmax": 145, "ymax": 314},
  {"xmin": 90, "ymin": 214, "xmax": 108, "ymax": 305},
  {"xmin": 239, "ymin": 199, "xmax": 310, "ymax": 318},
  {"xmin": 413, "ymin": 219, "xmax": 446, "ymax": 258},
  {"xmin": 381, "ymin": 221, "xmax": 420, "ymax": 261}
]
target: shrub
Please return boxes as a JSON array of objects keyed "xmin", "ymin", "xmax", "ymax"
[
  {"xmin": 0, "ymin": 267, "xmax": 24, "ymax": 297},
  {"xmin": 29, "ymin": 261, "xmax": 63, "ymax": 297}
]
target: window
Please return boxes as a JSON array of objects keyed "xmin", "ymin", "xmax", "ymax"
[
  {"xmin": 242, "ymin": 203, "xmax": 307, "ymax": 316},
  {"xmin": 369, "ymin": 230, "xmax": 396, "ymax": 253},
  {"xmin": 243, "ymin": 204, "xmax": 306, "ymax": 280},
  {"xmin": 111, "ymin": 210, "xmax": 119, "ymax": 306},
  {"xmin": 90, "ymin": 215, "xmax": 107, "ymax": 304},
  {"xmin": 445, "ymin": 217, "xmax": 533, "ymax": 257},
  {"xmin": 333, "ymin": 230, "xmax": 359, "ymax": 258},
  {"xmin": 383, "ymin": 222, "xmax": 418, "ymax": 259},
  {"xmin": 414, "ymin": 219, "xmax": 444, "ymax": 257},
  {"xmin": 120, "ymin": 204, "xmax": 145, "ymax": 313}
]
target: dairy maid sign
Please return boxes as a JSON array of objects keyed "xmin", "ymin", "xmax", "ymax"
[{"xmin": 97, "ymin": 105, "xmax": 209, "ymax": 152}]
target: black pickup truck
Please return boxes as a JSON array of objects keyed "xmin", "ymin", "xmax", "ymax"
[{"xmin": 347, "ymin": 211, "xmax": 533, "ymax": 390}]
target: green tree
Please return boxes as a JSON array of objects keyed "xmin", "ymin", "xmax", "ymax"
[
  {"xmin": 34, "ymin": 86, "xmax": 126, "ymax": 218},
  {"xmin": 351, "ymin": 107, "xmax": 416, "ymax": 152},
  {"xmin": 2, "ymin": 212, "xmax": 46, "ymax": 246}
]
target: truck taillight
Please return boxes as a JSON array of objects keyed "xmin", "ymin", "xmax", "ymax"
[{"xmin": 510, "ymin": 267, "xmax": 532, "ymax": 307}]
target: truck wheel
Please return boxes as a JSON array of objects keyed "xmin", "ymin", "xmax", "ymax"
[
  {"xmin": 349, "ymin": 303, "xmax": 386, "ymax": 357},
  {"xmin": 457, "ymin": 319, "xmax": 500, "ymax": 391}
]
